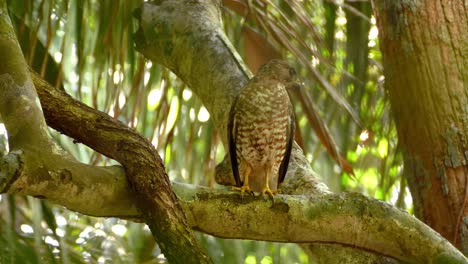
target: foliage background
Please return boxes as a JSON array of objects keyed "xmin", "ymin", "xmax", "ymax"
[{"xmin": 0, "ymin": 0, "xmax": 410, "ymax": 263}]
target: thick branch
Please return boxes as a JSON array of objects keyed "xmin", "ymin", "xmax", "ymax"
[
  {"xmin": 1, "ymin": 149, "xmax": 465, "ymax": 263},
  {"xmin": 35, "ymin": 72, "xmax": 211, "ymax": 263},
  {"xmin": 175, "ymin": 184, "xmax": 466, "ymax": 264}
]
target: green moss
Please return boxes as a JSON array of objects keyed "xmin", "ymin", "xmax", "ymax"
[
  {"xmin": 270, "ymin": 200, "xmax": 289, "ymax": 214},
  {"xmin": 305, "ymin": 192, "xmax": 398, "ymax": 221},
  {"xmin": 305, "ymin": 194, "xmax": 342, "ymax": 220}
]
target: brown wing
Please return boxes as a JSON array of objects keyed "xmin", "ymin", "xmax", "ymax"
[
  {"xmin": 228, "ymin": 95, "xmax": 242, "ymax": 187},
  {"xmin": 278, "ymin": 104, "xmax": 295, "ymax": 185}
]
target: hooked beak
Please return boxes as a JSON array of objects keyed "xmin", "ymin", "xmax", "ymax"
[{"xmin": 286, "ymin": 79, "xmax": 303, "ymax": 91}]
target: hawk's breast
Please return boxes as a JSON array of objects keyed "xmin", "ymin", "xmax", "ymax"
[{"xmin": 234, "ymin": 82, "xmax": 291, "ymax": 167}]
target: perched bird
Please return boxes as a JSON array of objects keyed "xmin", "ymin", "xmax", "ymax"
[{"xmin": 228, "ymin": 60, "xmax": 297, "ymax": 199}]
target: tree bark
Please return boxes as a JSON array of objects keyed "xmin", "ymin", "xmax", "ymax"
[{"xmin": 373, "ymin": 0, "xmax": 468, "ymax": 252}]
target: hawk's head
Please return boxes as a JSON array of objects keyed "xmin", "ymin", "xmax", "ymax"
[{"xmin": 256, "ymin": 60, "xmax": 300, "ymax": 89}]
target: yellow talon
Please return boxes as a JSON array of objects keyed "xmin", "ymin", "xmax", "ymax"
[
  {"xmin": 233, "ymin": 165, "xmax": 254, "ymax": 198},
  {"xmin": 261, "ymin": 168, "xmax": 279, "ymax": 204},
  {"xmin": 262, "ymin": 187, "xmax": 279, "ymax": 200},
  {"xmin": 232, "ymin": 185, "xmax": 255, "ymax": 198}
]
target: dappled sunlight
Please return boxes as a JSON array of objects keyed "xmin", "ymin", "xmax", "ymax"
[
  {"xmin": 111, "ymin": 224, "xmax": 127, "ymax": 236},
  {"xmin": 359, "ymin": 129, "xmax": 370, "ymax": 142},
  {"xmin": 197, "ymin": 106, "xmax": 210, "ymax": 123},
  {"xmin": 20, "ymin": 224, "xmax": 34, "ymax": 234},
  {"xmin": 147, "ymin": 86, "xmax": 163, "ymax": 109},
  {"xmin": 182, "ymin": 89, "xmax": 193, "ymax": 101}
]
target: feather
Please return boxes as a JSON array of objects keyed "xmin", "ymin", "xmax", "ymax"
[
  {"xmin": 278, "ymin": 102, "xmax": 295, "ymax": 185},
  {"xmin": 228, "ymin": 95, "xmax": 242, "ymax": 187}
]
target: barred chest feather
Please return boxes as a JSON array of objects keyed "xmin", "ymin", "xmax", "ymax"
[{"xmin": 234, "ymin": 81, "xmax": 292, "ymax": 167}]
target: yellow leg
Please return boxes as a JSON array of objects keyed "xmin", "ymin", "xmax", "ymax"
[
  {"xmin": 232, "ymin": 165, "xmax": 254, "ymax": 197},
  {"xmin": 262, "ymin": 168, "xmax": 278, "ymax": 200}
]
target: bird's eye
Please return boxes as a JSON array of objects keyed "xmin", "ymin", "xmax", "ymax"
[{"xmin": 289, "ymin": 68, "xmax": 296, "ymax": 77}]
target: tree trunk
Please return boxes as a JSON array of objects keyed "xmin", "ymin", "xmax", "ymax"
[{"xmin": 373, "ymin": 0, "xmax": 468, "ymax": 252}]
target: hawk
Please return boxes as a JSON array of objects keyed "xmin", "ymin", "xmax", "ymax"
[{"xmin": 228, "ymin": 60, "xmax": 297, "ymax": 198}]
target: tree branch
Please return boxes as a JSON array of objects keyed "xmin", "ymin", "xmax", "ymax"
[{"xmin": 174, "ymin": 184, "xmax": 465, "ymax": 263}]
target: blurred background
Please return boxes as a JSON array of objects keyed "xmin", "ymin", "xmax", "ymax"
[{"xmin": 0, "ymin": 0, "xmax": 410, "ymax": 263}]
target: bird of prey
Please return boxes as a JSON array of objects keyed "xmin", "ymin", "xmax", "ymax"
[{"xmin": 228, "ymin": 60, "xmax": 297, "ymax": 199}]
